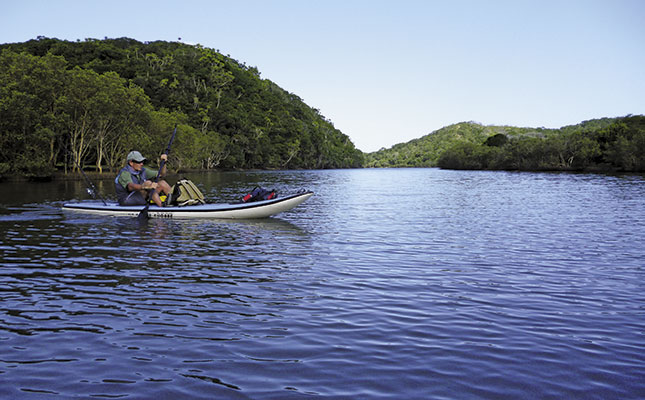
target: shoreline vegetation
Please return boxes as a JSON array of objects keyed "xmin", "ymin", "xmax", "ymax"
[
  {"xmin": 0, "ymin": 37, "xmax": 363, "ymax": 180},
  {"xmin": 365, "ymin": 116, "xmax": 644, "ymax": 173},
  {"xmin": 1, "ymin": 37, "xmax": 643, "ymax": 181}
]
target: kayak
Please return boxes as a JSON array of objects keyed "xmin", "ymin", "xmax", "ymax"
[{"xmin": 63, "ymin": 191, "xmax": 314, "ymax": 219}]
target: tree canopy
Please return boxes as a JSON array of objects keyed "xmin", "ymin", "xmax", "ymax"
[
  {"xmin": 0, "ymin": 37, "xmax": 363, "ymax": 178},
  {"xmin": 1, "ymin": 37, "xmax": 641, "ymax": 178},
  {"xmin": 365, "ymin": 117, "xmax": 645, "ymax": 172}
]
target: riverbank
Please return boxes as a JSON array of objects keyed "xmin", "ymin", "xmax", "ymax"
[
  {"xmin": 1, "ymin": 164, "xmax": 641, "ymax": 184},
  {"xmin": 0, "ymin": 169, "xmax": 232, "ymax": 183}
]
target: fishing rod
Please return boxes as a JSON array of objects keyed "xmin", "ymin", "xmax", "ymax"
[{"xmin": 77, "ymin": 162, "xmax": 108, "ymax": 206}]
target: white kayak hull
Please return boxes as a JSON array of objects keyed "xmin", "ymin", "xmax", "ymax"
[{"xmin": 63, "ymin": 191, "xmax": 314, "ymax": 219}]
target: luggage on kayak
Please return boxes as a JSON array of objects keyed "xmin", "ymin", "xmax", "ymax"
[
  {"xmin": 242, "ymin": 186, "xmax": 277, "ymax": 203},
  {"xmin": 168, "ymin": 179, "xmax": 205, "ymax": 206},
  {"xmin": 149, "ymin": 194, "xmax": 168, "ymax": 205}
]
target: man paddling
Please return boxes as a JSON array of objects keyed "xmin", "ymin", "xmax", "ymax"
[{"xmin": 115, "ymin": 151, "xmax": 171, "ymax": 207}]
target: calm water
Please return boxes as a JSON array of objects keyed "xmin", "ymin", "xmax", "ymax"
[{"xmin": 1, "ymin": 168, "xmax": 644, "ymax": 399}]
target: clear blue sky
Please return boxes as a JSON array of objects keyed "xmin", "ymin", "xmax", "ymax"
[{"xmin": 2, "ymin": 0, "xmax": 644, "ymax": 152}]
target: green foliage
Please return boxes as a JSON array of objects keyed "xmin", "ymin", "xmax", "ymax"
[
  {"xmin": 436, "ymin": 116, "xmax": 643, "ymax": 171},
  {"xmin": 367, "ymin": 117, "xmax": 643, "ymax": 172},
  {"xmin": 596, "ymin": 118, "xmax": 645, "ymax": 171},
  {"xmin": 0, "ymin": 50, "xmax": 67, "ymax": 177},
  {"xmin": 2, "ymin": 37, "xmax": 640, "ymax": 177},
  {"xmin": 484, "ymin": 134, "xmax": 508, "ymax": 147},
  {"xmin": 0, "ymin": 37, "xmax": 363, "ymax": 178},
  {"xmin": 365, "ymin": 122, "xmax": 538, "ymax": 168}
]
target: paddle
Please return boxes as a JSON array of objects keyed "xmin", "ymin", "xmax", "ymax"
[
  {"xmin": 137, "ymin": 125, "xmax": 178, "ymax": 221},
  {"xmin": 77, "ymin": 162, "xmax": 108, "ymax": 206}
]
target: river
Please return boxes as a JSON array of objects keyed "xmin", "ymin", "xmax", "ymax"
[{"xmin": 1, "ymin": 168, "xmax": 644, "ymax": 399}]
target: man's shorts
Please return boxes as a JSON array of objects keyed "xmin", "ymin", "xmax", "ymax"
[{"xmin": 121, "ymin": 191, "xmax": 147, "ymax": 206}]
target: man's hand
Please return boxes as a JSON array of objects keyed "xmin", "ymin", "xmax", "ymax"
[
  {"xmin": 142, "ymin": 180, "xmax": 158, "ymax": 190},
  {"xmin": 160, "ymin": 154, "xmax": 168, "ymax": 162}
]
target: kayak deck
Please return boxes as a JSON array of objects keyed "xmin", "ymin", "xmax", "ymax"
[{"xmin": 63, "ymin": 191, "xmax": 314, "ymax": 219}]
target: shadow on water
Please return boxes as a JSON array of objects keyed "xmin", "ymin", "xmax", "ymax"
[{"xmin": 59, "ymin": 208, "xmax": 308, "ymax": 235}]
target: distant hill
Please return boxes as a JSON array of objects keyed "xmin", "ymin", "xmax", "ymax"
[
  {"xmin": 0, "ymin": 37, "xmax": 363, "ymax": 178},
  {"xmin": 365, "ymin": 116, "xmax": 644, "ymax": 172},
  {"xmin": 365, "ymin": 122, "xmax": 554, "ymax": 167}
]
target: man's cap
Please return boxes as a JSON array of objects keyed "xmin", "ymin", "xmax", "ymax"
[{"xmin": 127, "ymin": 151, "xmax": 146, "ymax": 162}]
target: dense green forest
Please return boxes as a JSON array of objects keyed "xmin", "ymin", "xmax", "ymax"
[
  {"xmin": 365, "ymin": 116, "xmax": 645, "ymax": 172},
  {"xmin": 1, "ymin": 37, "xmax": 642, "ymax": 179},
  {"xmin": 0, "ymin": 37, "xmax": 363, "ymax": 178}
]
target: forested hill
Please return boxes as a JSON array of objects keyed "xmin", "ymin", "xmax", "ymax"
[
  {"xmin": 0, "ymin": 37, "xmax": 363, "ymax": 178},
  {"xmin": 365, "ymin": 116, "xmax": 645, "ymax": 172}
]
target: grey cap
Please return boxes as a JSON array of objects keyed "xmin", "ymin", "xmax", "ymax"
[{"xmin": 126, "ymin": 151, "xmax": 146, "ymax": 162}]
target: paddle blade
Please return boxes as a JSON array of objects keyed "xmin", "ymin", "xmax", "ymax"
[{"xmin": 137, "ymin": 209, "xmax": 149, "ymax": 222}]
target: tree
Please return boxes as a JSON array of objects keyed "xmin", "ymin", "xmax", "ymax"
[
  {"xmin": 61, "ymin": 67, "xmax": 101, "ymax": 171},
  {"xmin": 484, "ymin": 133, "xmax": 508, "ymax": 147},
  {"xmin": 92, "ymin": 78, "xmax": 152, "ymax": 172},
  {"xmin": 0, "ymin": 50, "xmax": 67, "ymax": 177}
]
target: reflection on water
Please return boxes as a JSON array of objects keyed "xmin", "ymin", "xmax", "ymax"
[{"xmin": 1, "ymin": 169, "xmax": 644, "ymax": 399}]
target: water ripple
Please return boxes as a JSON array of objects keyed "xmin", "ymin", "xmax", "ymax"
[{"xmin": 1, "ymin": 170, "xmax": 644, "ymax": 398}]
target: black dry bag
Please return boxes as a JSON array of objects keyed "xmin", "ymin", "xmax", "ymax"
[{"xmin": 241, "ymin": 186, "xmax": 277, "ymax": 203}]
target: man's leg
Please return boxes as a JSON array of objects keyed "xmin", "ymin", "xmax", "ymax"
[{"xmin": 122, "ymin": 191, "xmax": 147, "ymax": 206}]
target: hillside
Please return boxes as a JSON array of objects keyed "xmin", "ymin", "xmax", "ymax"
[
  {"xmin": 365, "ymin": 116, "xmax": 645, "ymax": 172},
  {"xmin": 2, "ymin": 37, "xmax": 641, "ymax": 178},
  {"xmin": 0, "ymin": 37, "xmax": 363, "ymax": 178},
  {"xmin": 365, "ymin": 122, "xmax": 555, "ymax": 167}
]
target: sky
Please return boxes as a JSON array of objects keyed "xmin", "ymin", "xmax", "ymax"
[{"xmin": 2, "ymin": 0, "xmax": 644, "ymax": 152}]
